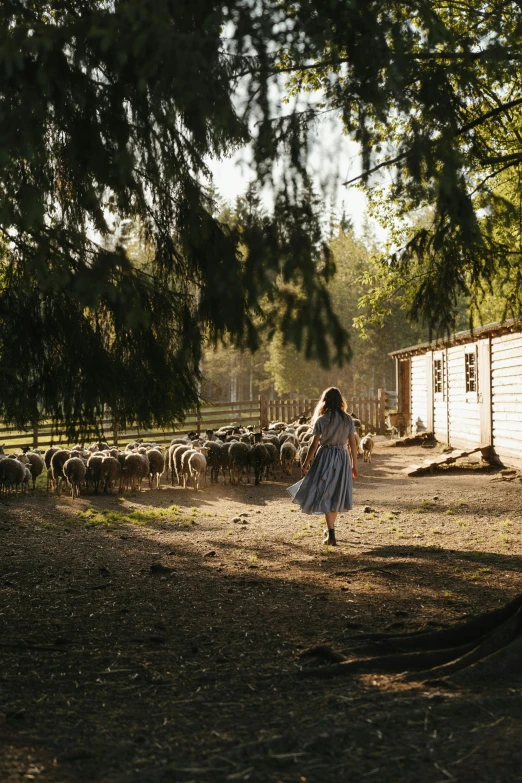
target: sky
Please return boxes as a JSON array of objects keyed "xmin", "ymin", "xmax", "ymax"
[{"xmin": 207, "ymin": 110, "xmax": 383, "ymax": 238}]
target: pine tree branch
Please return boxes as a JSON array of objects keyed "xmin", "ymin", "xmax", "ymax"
[
  {"xmin": 342, "ymin": 98, "xmax": 522, "ymax": 186},
  {"xmin": 481, "ymin": 152, "xmax": 522, "ymax": 165}
]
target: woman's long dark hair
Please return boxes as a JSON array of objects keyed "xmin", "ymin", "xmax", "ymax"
[{"xmin": 311, "ymin": 387, "xmax": 349, "ymax": 426}]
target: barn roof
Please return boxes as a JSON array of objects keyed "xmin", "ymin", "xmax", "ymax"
[{"xmin": 389, "ymin": 318, "xmax": 522, "ymax": 359}]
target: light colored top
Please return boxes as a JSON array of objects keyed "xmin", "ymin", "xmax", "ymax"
[{"xmin": 313, "ymin": 410, "xmax": 355, "ymax": 447}]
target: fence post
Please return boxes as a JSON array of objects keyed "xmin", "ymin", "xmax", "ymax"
[
  {"xmin": 378, "ymin": 388, "xmax": 386, "ymax": 434},
  {"xmin": 196, "ymin": 408, "xmax": 202, "ymax": 437},
  {"xmin": 259, "ymin": 396, "xmax": 268, "ymax": 429},
  {"xmin": 112, "ymin": 417, "xmax": 119, "ymax": 448},
  {"xmin": 32, "ymin": 422, "xmax": 38, "ymax": 451}
]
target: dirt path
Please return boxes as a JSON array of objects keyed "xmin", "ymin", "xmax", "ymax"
[{"xmin": 2, "ymin": 440, "xmax": 522, "ymax": 782}]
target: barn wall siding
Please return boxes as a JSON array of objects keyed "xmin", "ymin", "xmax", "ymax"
[
  {"xmin": 404, "ymin": 329, "xmax": 522, "ymax": 468},
  {"xmin": 411, "ymin": 354, "xmax": 428, "ymax": 432},
  {"xmin": 491, "ymin": 334, "xmax": 522, "ymax": 468},
  {"xmin": 446, "ymin": 344, "xmax": 481, "ymax": 448}
]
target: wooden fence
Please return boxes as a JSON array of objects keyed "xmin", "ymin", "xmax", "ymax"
[
  {"xmin": 263, "ymin": 390, "xmax": 390, "ymax": 434},
  {"xmin": 0, "ymin": 391, "xmax": 395, "ymax": 452}
]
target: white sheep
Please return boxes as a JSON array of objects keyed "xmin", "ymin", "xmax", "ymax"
[
  {"xmin": 99, "ymin": 456, "xmax": 122, "ymax": 494},
  {"xmin": 0, "ymin": 457, "xmax": 26, "ymax": 495},
  {"xmin": 188, "ymin": 448, "xmax": 209, "ymax": 490},
  {"xmin": 123, "ymin": 452, "xmax": 148, "ymax": 491},
  {"xmin": 361, "ymin": 434, "xmax": 375, "ymax": 463},
  {"xmin": 181, "ymin": 448, "xmax": 198, "ymax": 488},
  {"xmin": 22, "ymin": 464, "xmax": 32, "ymax": 493}
]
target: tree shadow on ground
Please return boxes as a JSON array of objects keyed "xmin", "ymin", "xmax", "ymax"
[{"xmin": 2, "ymin": 482, "xmax": 522, "ymax": 783}]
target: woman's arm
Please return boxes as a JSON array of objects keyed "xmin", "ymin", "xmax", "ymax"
[
  {"xmin": 348, "ymin": 432, "xmax": 358, "ymax": 479},
  {"xmin": 302, "ymin": 434, "xmax": 320, "ymax": 472}
]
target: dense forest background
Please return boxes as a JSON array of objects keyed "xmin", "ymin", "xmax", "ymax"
[
  {"xmin": 200, "ymin": 191, "xmax": 510, "ymax": 403},
  {"xmin": 200, "ymin": 202, "xmax": 422, "ymax": 401}
]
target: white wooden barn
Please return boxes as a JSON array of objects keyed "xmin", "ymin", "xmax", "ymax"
[{"xmin": 390, "ymin": 319, "xmax": 522, "ymax": 469}]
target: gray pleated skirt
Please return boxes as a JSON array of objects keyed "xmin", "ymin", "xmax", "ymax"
[{"xmin": 287, "ymin": 444, "xmax": 353, "ymax": 515}]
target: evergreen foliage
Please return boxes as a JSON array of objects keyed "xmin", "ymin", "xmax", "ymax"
[
  {"xmin": 0, "ymin": 1, "xmax": 348, "ymax": 435},
  {"xmin": 278, "ymin": 0, "xmax": 522, "ymax": 332},
  {"xmin": 3, "ymin": 1, "xmax": 522, "ymax": 433},
  {"xmin": 203, "ymin": 215, "xmax": 426, "ymax": 400}
]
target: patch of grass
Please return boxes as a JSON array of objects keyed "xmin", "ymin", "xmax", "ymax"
[
  {"xmin": 78, "ymin": 505, "xmax": 181, "ymax": 529},
  {"xmin": 456, "ymin": 519, "xmax": 468, "ymax": 528},
  {"xmin": 501, "ymin": 519, "xmax": 513, "ymax": 527},
  {"xmin": 498, "ymin": 534, "xmax": 509, "ymax": 543},
  {"xmin": 456, "ymin": 500, "xmax": 469, "ymax": 508},
  {"xmin": 445, "ymin": 508, "xmax": 456, "ymax": 515},
  {"xmin": 383, "ymin": 513, "xmax": 396, "ymax": 521},
  {"xmin": 431, "ymin": 529, "xmax": 441, "ymax": 534},
  {"xmin": 293, "ymin": 530, "xmax": 312, "ymax": 540},
  {"xmin": 248, "ymin": 554, "xmax": 258, "ymax": 567},
  {"xmin": 412, "ymin": 500, "xmax": 436, "ymax": 513}
]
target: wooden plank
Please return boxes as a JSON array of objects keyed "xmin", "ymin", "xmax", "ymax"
[
  {"xmin": 448, "ymin": 412, "xmax": 480, "ymax": 425},
  {"xmin": 493, "ymin": 420, "xmax": 522, "ymax": 435},
  {"xmin": 493, "ymin": 393, "xmax": 522, "ymax": 405},
  {"xmin": 448, "ymin": 437, "xmax": 480, "ymax": 450},
  {"xmin": 491, "ymin": 331, "xmax": 522, "ymax": 347},
  {"xmin": 491, "ymin": 364, "xmax": 522, "ymax": 379},
  {"xmin": 492, "ymin": 409, "xmax": 522, "ymax": 420},
  {"xmin": 448, "ymin": 408, "xmax": 480, "ymax": 420},
  {"xmin": 488, "ymin": 376, "xmax": 522, "ymax": 388},
  {"xmin": 492, "ymin": 433, "xmax": 522, "ymax": 451},
  {"xmin": 448, "ymin": 417, "xmax": 481, "ymax": 429},
  {"xmin": 411, "ymin": 354, "xmax": 428, "ymax": 432},
  {"xmin": 493, "ymin": 402, "xmax": 522, "ymax": 414},
  {"xmin": 403, "ymin": 446, "xmax": 483, "ymax": 475},
  {"xmin": 493, "ymin": 444, "xmax": 522, "ymax": 462},
  {"xmin": 426, "ymin": 351, "xmax": 434, "ymax": 432},
  {"xmin": 201, "ymin": 407, "xmax": 261, "ymax": 418},
  {"xmin": 490, "ymin": 340, "xmax": 522, "ymax": 357},
  {"xmin": 490, "ymin": 353, "xmax": 522, "ymax": 370}
]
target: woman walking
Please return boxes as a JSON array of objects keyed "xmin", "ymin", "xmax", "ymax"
[{"xmin": 288, "ymin": 387, "xmax": 358, "ymax": 546}]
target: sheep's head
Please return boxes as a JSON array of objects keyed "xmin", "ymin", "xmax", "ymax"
[{"xmin": 200, "ymin": 447, "xmax": 209, "ymax": 456}]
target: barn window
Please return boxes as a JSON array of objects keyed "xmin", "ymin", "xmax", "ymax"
[
  {"xmin": 465, "ymin": 349, "xmax": 477, "ymax": 394},
  {"xmin": 433, "ymin": 354, "xmax": 445, "ymax": 397}
]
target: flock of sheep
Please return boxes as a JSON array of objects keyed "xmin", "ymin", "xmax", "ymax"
[{"xmin": 0, "ymin": 417, "xmax": 375, "ymax": 499}]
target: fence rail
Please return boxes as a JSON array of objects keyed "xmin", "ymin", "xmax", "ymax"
[
  {"xmin": 263, "ymin": 390, "xmax": 389, "ymax": 435},
  {"xmin": 0, "ymin": 391, "xmax": 396, "ymax": 452}
]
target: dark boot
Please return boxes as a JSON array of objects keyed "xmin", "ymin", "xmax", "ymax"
[{"xmin": 323, "ymin": 528, "xmax": 337, "ymax": 546}]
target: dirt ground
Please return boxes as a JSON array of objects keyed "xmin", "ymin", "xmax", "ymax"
[{"xmin": 2, "ymin": 439, "xmax": 522, "ymax": 783}]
